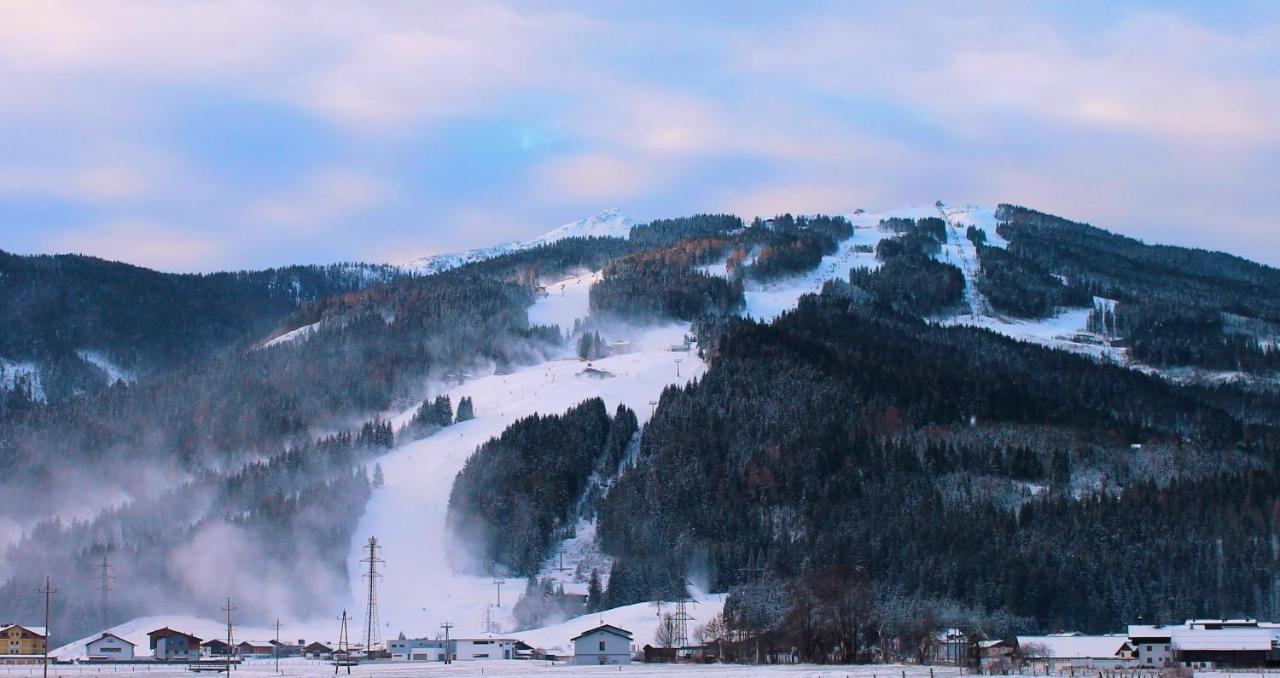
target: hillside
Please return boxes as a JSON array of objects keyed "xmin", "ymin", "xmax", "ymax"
[{"xmin": 5, "ymin": 203, "xmax": 1280, "ymax": 656}]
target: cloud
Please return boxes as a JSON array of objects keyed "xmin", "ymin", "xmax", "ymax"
[
  {"xmin": 3, "ymin": 2, "xmax": 1280, "ymax": 269},
  {"xmin": 249, "ymin": 169, "xmax": 391, "ymax": 232},
  {"xmin": 47, "ymin": 220, "xmax": 221, "ymax": 271},
  {"xmin": 536, "ymin": 153, "xmax": 650, "ymax": 201},
  {"xmin": 0, "ymin": 165, "xmax": 149, "ymax": 201}
]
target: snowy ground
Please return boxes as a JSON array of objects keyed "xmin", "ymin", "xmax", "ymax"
[
  {"xmin": 8, "ymin": 659, "xmax": 967, "ymax": 678},
  {"xmin": 337, "ymin": 267, "xmax": 710, "ymax": 649}
]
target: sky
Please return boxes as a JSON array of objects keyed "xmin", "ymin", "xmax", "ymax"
[{"xmin": 1, "ymin": 0, "xmax": 1279, "ymax": 272}]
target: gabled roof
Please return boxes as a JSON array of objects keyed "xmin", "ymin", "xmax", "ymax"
[
  {"xmin": 0, "ymin": 624, "xmax": 47, "ymax": 638},
  {"xmin": 148, "ymin": 627, "xmax": 201, "ymax": 647},
  {"xmin": 304, "ymin": 641, "xmax": 333, "ymax": 651},
  {"xmin": 1017, "ymin": 634, "xmax": 1133, "ymax": 659},
  {"xmin": 87, "ymin": 632, "xmax": 135, "ymax": 647},
  {"xmin": 571, "ymin": 624, "xmax": 633, "ymax": 642}
]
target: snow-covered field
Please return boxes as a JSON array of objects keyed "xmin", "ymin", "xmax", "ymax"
[{"xmin": 4, "ymin": 660, "xmax": 965, "ymax": 678}]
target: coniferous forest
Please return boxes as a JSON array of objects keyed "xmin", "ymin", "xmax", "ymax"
[{"xmin": 3, "ymin": 204, "xmax": 1280, "ymax": 652}]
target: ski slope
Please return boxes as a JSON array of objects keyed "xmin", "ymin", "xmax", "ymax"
[{"xmin": 343, "ymin": 271, "xmax": 707, "ymax": 642}]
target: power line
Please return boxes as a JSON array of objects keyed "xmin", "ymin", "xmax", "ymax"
[
  {"xmin": 38, "ymin": 577, "xmax": 56, "ymax": 678},
  {"xmin": 273, "ymin": 618, "xmax": 282, "ymax": 674},
  {"xmin": 360, "ymin": 536, "xmax": 384, "ymax": 655},
  {"xmin": 220, "ymin": 597, "xmax": 236, "ymax": 677},
  {"xmin": 439, "ymin": 622, "xmax": 453, "ymax": 665},
  {"xmin": 335, "ymin": 610, "xmax": 352, "ymax": 675},
  {"xmin": 97, "ymin": 555, "xmax": 115, "ymax": 630}
]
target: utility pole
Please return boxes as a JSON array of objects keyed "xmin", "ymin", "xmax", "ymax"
[
  {"xmin": 38, "ymin": 577, "xmax": 56, "ymax": 678},
  {"xmin": 273, "ymin": 618, "xmax": 282, "ymax": 674},
  {"xmin": 335, "ymin": 610, "xmax": 351, "ymax": 675},
  {"xmin": 221, "ymin": 597, "xmax": 236, "ymax": 677},
  {"xmin": 492, "ymin": 578, "xmax": 504, "ymax": 607},
  {"xmin": 361, "ymin": 536, "xmax": 384, "ymax": 656},
  {"xmin": 440, "ymin": 622, "xmax": 453, "ymax": 665},
  {"xmin": 649, "ymin": 400, "xmax": 658, "ymax": 418},
  {"xmin": 98, "ymin": 555, "xmax": 115, "ymax": 630},
  {"xmin": 674, "ymin": 358, "xmax": 682, "ymax": 378},
  {"xmin": 555, "ymin": 551, "xmax": 570, "ymax": 574}
]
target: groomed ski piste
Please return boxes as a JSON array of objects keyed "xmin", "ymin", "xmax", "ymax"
[{"xmin": 53, "ymin": 205, "xmax": 1145, "ymax": 664}]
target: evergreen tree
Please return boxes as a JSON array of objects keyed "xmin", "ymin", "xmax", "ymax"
[
  {"xmin": 587, "ymin": 568, "xmax": 604, "ymax": 613},
  {"xmin": 455, "ymin": 396, "xmax": 475, "ymax": 422}
]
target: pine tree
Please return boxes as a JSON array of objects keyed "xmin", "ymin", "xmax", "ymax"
[
  {"xmin": 455, "ymin": 396, "xmax": 474, "ymax": 422},
  {"xmin": 373, "ymin": 463, "xmax": 385, "ymax": 488},
  {"xmin": 587, "ymin": 568, "xmax": 604, "ymax": 613},
  {"xmin": 433, "ymin": 395, "xmax": 453, "ymax": 426}
]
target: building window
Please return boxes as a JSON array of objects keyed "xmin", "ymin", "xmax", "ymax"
[{"xmin": 599, "ymin": 641, "xmax": 606, "ymax": 652}]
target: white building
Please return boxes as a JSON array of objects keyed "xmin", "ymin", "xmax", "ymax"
[
  {"xmin": 1169, "ymin": 619, "xmax": 1280, "ymax": 670},
  {"xmin": 1127, "ymin": 625, "xmax": 1173, "ymax": 667},
  {"xmin": 85, "ymin": 633, "xmax": 135, "ymax": 661},
  {"xmin": 1017, "ymin": 633, "xmax": 1135, "ymax": 671},
  {"xmin": 572, "ymin": 624, "xmax": 632, "ymax": 666},
  {"xmin": 387, "ymin": 637, "xmax": 517, "ymax": 662}
]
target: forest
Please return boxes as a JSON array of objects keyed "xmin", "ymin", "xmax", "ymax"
[
  {"xmin": 991, "ymin": 204, "xmax": 1280, "ymax": 371},
  {"xmin": 595, "ymin": 288, "xmax": 1280, "ymax": 653}
]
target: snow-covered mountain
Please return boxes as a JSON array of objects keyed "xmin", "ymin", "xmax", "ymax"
[{"xmin": 403, "ymin": 208, "xmax": 636, "ymax": 276}]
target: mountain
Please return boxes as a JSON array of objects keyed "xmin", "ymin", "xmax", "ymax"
[
  {"xmin": 403, "ymin": 208, "xmax": 637, "ymax": 275},
  {"xmin": 7, "ymin": 203, "xmax": 1280, "ymax": 658},
  {"xmin": 0, "ymin": 250, "xmax": 406, "ymax": 402}
]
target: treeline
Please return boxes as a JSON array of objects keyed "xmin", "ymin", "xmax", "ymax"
[
  {"xmin": 735, "ymin": 215, "xmax": 854, "ymax": 282},
  {"xmin": 994, "ymin": 204, "xmax": 1280, "ymax": 370},
  {"xmin": 0, "ymin": 250, "xmax": 403, "ymax": 400},
  {"xmin": 836, "ymin": 218, "xmax": 964, "ymax": 316},
  {"xmin": 629, "ymin": 214, "xmax": 744, "ymax": 246},
  {"xmin": 590, "ymin": 241, "xmax": 744, "ymax": 322},
  {"xmin": 596, "ymin": 290, "xmax": 1279, "ymax": 637},
  {"xmin": 447, "ymin": 398, "xmax": 638, "ymax": 576},
  {"xmin": 976, "ymin": 244, "xmax": 1090, "ymax": 318}
]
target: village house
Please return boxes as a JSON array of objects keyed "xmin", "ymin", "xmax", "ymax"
[
  {"xmin": 85, "ymin": 632, "xmax": 136, "ymax": 661},
  {"xmin": 387, "ymin": 637, "xmax": 519, "ymax": 661},
  {"xmin": 1016, "ymin": 633, "xmax": 1135, "ymax": 671},
  {"xmin": 976, "ymin": 638, "xmax": 1017, "ymax": 672},
  {"xmin": 1169, "ymin": 619, "xmax": 1280, "ymax": 670},
  {"xmin": 237, "ymin": 640, "xmax": 275, "ymax": 658},
  {"xmin": 148, "ymin": 627, "xmax": 202, "ymax": 661},
  {"xmin": 302, "ymin": 641, "xmax": 333, "ymax": 659},
  {"xmin": 572, "ymin": 624, "xmax": 633, "ymax": 666},
  {"xmin": 1127, "ymin": 624, "xmax": 1174, "ymax": 667},
  {"xmin": 201, "ymin": 639, "xmax": 231, "ymax": 657},
  {"xmin": 0, "ymin": 624, "xmax": 46, "ymax": 665}
]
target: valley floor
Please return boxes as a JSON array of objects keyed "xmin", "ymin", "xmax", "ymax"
[{"xmin": 2, "ymin": 659, "xmax": 965, "ymax": 678}]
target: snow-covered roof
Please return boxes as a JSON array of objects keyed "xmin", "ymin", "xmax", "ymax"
[
  {"xmin": 1128, "ymin": 625, "xmax": 1173, "ymax": 640},
  {"xmin": 86, "ymin": 633, "xmax": 135, "ymax": 647},
  {"xmin": 1171, "ymin": 626, "xmax": 1278, "ymax": 652},
  {"xmin": 570, "ymin": 624, "xmax": 632, "ymax": 642},
  {"xmin": 0, "ymin": 624, "xmax": 47, "ymax": 637},
  {"xmin": 1018, "ymin": 634, "xmax": 1132, "ymax": 659}
]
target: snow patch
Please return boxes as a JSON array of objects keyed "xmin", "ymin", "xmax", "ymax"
[
  {"xmin": 77, "ymin": 350, "xmax": 135, "ymax": 384},
  {"xmin": 262, "ymin": 321, "xmax": 321, "ymax": 349},
  {"xmin": 0, "ymin": 358, "xmax": 44, "ymax": 401}
]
